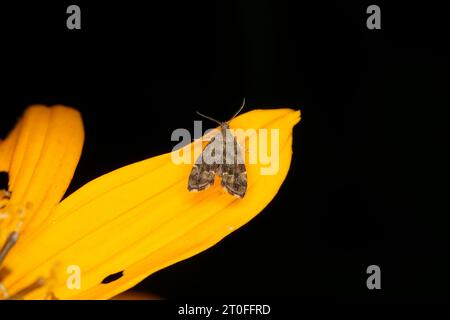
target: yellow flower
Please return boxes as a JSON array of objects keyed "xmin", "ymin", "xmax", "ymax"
[{"xmin": 0, "ymin": 104, "xmax": 301, "ymax": 299}]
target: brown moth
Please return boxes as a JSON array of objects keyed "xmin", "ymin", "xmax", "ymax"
[{"xmin": 188, "ymin": 99, "xmax": 247, "ymax": 198}]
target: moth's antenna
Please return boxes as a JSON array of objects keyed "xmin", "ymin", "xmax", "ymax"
[
  {"xmin": 196, "ymin": 111, "xmax": 222, "ymax": 125},
  {"xmin": 229, "ymin": 97, "xmax": 245, "ymax": 121}
]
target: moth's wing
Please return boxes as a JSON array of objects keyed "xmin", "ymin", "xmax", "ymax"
[
  {"xmin": 188, "ymin": 134, "xmax": 222, "ymax": 192},
  {"xmin": 220, "ymin": 133, "xmax": 247, "ymax": 198}
]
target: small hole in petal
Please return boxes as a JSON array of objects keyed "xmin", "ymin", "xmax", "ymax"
[
  {"xmin": 0, "ymin": 171, "xmax": 9, "ymax": 191},
  {"xmin": 101, "ymin": 271, "xmax": 124, "ymax": 284}
]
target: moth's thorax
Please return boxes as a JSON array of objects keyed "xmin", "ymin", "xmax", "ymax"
[{"xmin": 220, "ymin": 122, "xmax": 230, "ymax": 131}]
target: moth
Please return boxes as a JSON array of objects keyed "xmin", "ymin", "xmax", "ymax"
[{"xmin": 188, "ymin": 99, "xmax": 247, "ymax": 198}]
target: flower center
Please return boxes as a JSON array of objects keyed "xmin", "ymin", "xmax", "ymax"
[{"xmin": 0, "ymin": 171, "xmax": 56, "ymax": 300}]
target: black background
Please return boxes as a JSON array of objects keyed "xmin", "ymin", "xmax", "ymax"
[{"xmin": 1, "ymin": 0, "xmax": 449, "ymax": 300}]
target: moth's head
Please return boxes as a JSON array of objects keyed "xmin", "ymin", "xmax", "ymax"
[{"xmin": 196, "ymin": 98, "xmax": 245, "ymax": 129}]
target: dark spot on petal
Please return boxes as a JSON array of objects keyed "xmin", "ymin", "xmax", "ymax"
[
  {"xmin": 49, "ymin": 292, "xmax": 59, "ymax": 300},
  {"xmin": 101, "ymin": 271, "xmax": 124, "ymax": 284},
  {"xmin": 0, "ymin": 267, "xmax": 11, "ymax": 282},
  {"xmin": 0, "ymin": 171, "xmax": 9, "ymax": 190}
]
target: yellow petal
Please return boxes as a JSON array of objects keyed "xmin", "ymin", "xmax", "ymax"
[
  {"xmin": 112, "ymin": 290, "xmax": 160, "ymax": 300},
  {"xmin": 0, "ymin": 106, "xmax": 84, "ymax": 242},
  {"xmin": 0, "ymin": 117, "xmax": 22, "ymax": 174},
  {"xmin": 3, "ymin": 108, "xmax": 300, "ymax": 299}
]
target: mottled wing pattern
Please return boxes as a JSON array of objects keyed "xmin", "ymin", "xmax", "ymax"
[
  {"xmin": 220, "ymin": 131, "xmax": 247, "ymax": 198},
  {"xmin": 188, "ymin": 134, "xmax": 221, "ymax": 192},
  {"xmin": 188, "ymin": 128, "xmax": 247, "ymax": 198}
]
